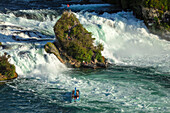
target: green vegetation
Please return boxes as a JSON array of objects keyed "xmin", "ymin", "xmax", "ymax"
[
  {"xmin": 0, "ymin": 42, "xmax": 2, "ymax": 46},
  {"xmin": 161, "ymin": 22, "xmax": 170, "ymax": 31},
  {"xmin": 143, "ymin": 0, "xmax": 170, "ymax": 32},
  {"xmin": 0, "ymin": 53, "xmax": 16, "ymax": 80},
  {"xmin": 44, "ymin": 42, "xmax": 54, "ymax": 53},
  {"xmin": 45, "ymin": 42, "xmax": 64, "ymax": 63},
  {"xmin": 143, "ymin": 0, "xmax": 169, "ymax": 11},
  {"xmin": 119, "ymin": 0, "xmax": 169, "ymax": 11},
  {"xmin": 102, "ymin": 0, "xmax": 170, "ymax": 35},
  {"xmin": 54, "ymin": 11, "xmax": 104, "ymax": 63},
  {"xmin": 102, "ymin": 0, "xmax": 169, "ymax": 11}
]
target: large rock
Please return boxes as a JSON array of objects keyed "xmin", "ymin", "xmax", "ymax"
[
  {"xmin": 45, "ymin": 11, "xmax": 108, "ymax": 68},
  {"xmin": 138, "ymin": 7, "xmax": 170, "ymax": 41},
  {"xmin": 0, "ymin": 53, "xmax": 18, "ymax": 81},
  {"xmin": 0, "ymin": 73, "xmax": 18, "ymax": 81},
  {"xmin": 45, "ymin": 42, "xmax": 65, "ymax": 63}
]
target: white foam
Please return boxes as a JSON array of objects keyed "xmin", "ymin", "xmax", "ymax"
[
  {"xmin": 74, "ymin": 11, "xmax": 170, "ymax": 72},
  {"xmin": 0, "ymin": 11, "xmax": 59, "ymax": 35},
  {"xmin": 1, "ymin": 10, "xmax": 170, "ymax": 73},
  {"xmin": 1, "ymin": 10, "xmax": 170, "ymax": 72},
  {"xmin": 0, "ymin": 43, "xmax": 67, "ymax": 80},
  {"xmin": 1, "ymin": 10, "xmax": 169, "ymax": 112}
]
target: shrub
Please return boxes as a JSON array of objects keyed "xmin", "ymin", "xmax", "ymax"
[
  {"xmin": 0, "ymin": 53, "xmax": 15, "ymax": 78},
  {"xmin": 95, "ymin": 51, "xmax": 103, "ymax": 62},
  {"xmin": 54, "ymin": 11, "xmax": 104, "ymax": 63},
  {"xmin": 143, "ymin": 0, "xmax": 169, "ymax": 11}
]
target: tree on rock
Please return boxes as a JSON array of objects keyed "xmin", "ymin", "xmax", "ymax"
[{"xmin": 53, "ymin": 11, "xmax": 104, "ymax": 63}]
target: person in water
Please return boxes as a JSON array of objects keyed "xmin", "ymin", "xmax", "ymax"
[{"xmin": 72, "ymin": 87, "xmax": 79, "ymax": 100}]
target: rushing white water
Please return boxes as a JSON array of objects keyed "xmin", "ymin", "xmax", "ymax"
[
  {"xmin": 0, "ymin": 43, "xmax": 67, "ymax": 81},
  {"xmin": 0, "ymin": 10, "xmax": 59, "ymax": 35},
  {"xmin": 0, "ymin": 9, "xmax": 169, "ymax": 112},
  {"xmin": 0, "ymin": 10, "xmax": 170, "ymax": 73},
  {"xmin": 74, "ymin": 11, "xmax": 170, "ymax": 72}
]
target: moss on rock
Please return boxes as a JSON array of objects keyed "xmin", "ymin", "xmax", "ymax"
[
  {"xmin": 143, "ymin": 0, "xmax": 169, "ymax": 11},
  {"xmin": 45, "ymin": 42, "xmax": 64, "ymax": 63},
  {"xmin": 45, "ymin": 11, "xmax": 108, "ymax": 68},
  {"xmin": 54, "ymin": 11, "xmax": 104, "ymax": 63},
  {"xmin": 0, "ymin": 53, "xmax": 17, "ymax": 81}
]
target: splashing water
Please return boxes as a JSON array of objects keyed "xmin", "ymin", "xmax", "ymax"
[
  {"xmin": 0, "ymin": 9, "xmax": 169, "ymax": 113},
  {"xmin": 74, "ymin": 11, "xmax": 170, "ymax": 72}
]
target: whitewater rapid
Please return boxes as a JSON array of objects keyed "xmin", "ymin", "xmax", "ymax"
[
  {"xmin": 0, "ymin": 8, "xmax": 170, "ymax": 113},
  {"xmin": 0, "ymin": 9, "xmax": 170, "ymax": 75},
  {"xmin": 74, "ymin": 11, "xmax": 170, "ymax": 73}
]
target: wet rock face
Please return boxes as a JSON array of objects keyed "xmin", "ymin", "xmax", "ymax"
[{"xmin": 139, "ymin": 7, "xmax": 170, "ymax": 41}]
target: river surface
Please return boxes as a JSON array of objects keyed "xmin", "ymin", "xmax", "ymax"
[{"xmin": 0, "ymin": 1, "xmax": 170, "ymax": 113}]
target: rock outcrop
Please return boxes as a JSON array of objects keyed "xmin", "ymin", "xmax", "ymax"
[
  {"xmin": 0, "ymin": 53, "xmax": 18, "ymax": 81},
  {"xmin": 102, "ymin": 0, "xmax": 170, "ymax": 41},
  {"xmin": 45, "ymin": 11, "xmax": 108, "ymax": 69},
  {"xmin": 137, "ymin": 7, "xmax": 170, "ymax": 41}
]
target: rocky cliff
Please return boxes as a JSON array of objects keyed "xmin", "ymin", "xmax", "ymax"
[
  {"xmin": 102, "ymin": 0, "xmax": 170, "ymax": 41},
  {"xmin": 45, "ymin": 11, "xmax": 108, "ymax": 69}
]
